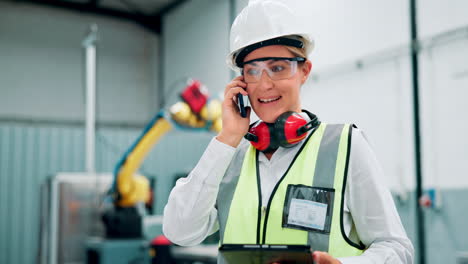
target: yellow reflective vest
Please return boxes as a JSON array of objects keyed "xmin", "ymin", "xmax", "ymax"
[{"xmin": 217, "ymin": 123, "xmax": 365, "ymax": 258}]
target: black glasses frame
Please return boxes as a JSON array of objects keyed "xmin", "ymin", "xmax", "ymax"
[{"xmin": 241, "ymin": 57, "xmax": 306, "ymax": 67}]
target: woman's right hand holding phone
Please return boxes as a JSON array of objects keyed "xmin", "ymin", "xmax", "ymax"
[{"xmin": 216, "ymin": 76, "xmax": 250, "ymax": 148}]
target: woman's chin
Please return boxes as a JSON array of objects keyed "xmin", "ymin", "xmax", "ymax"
[{"xmin": 257, "ymin": 112, "xmax": 281, "ymax": 123}]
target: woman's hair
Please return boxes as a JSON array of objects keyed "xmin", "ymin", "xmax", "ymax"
[
  {"xmin": 283, "ymin": 35, "xmax": 308, "ymax": 60},
  {"xmin": 286, "ymin": 46, "xmax": 307, "ymax": 58}
]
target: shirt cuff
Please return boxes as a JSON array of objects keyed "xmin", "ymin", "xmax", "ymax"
[{"xmin": 190, "ymin": 136, "xmax": 237, "ymax": 186}]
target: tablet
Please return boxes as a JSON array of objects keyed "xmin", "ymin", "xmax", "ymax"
[{"xmin": 219, "ymin": 244, "xmax": 313, "ymax": 264}]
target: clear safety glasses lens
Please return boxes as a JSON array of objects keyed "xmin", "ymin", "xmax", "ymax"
[{"xmin": 242, "ymin": 57, "xmax": 305, "ymax": 83}]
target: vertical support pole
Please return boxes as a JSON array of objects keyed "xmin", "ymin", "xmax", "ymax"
[
  {"xmin": 82, "ymin": 24, "xmax": 98, "ymax": 174},
  {"xmin": 229, "ymin": 0, "xmax": 236, "ymax": 79},
  {"xmin": 158, "ymin": 23, "xmax": 166, "ymax": 109},
  {"xmin": 409, "ymin": 1, "xmax": 426, "ymax": 263}
]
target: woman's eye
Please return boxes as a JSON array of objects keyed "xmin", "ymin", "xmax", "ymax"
[
  {"xmin": 271, "ymin": 65, "xmax": 284, "ymax": 72},
  {"xmin": 247, "ymin": 68, "xmax": 259, "ymax": 76}
]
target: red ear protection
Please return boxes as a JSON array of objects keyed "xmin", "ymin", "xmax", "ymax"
[
  {"xmin": 246, "ymin": 121, "xmax": 279, "ymax": 153},
  {"xmin": 244, "ymin": 110, "xmax": 320, "ymax": 152}
]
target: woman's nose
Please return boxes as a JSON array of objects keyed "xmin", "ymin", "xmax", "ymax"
[{"xmin": 257, "ymin": 70, "xmax": 274, "ymax": 89}]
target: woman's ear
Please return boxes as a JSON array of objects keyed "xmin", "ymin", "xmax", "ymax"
[{"xmin": 301, "ymin": 60, "xmax": 313, "ymax": 84}]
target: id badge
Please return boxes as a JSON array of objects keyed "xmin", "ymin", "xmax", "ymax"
[{"xmin": 282, "ymin": 184, "xmax": 335, "ymax": 234}]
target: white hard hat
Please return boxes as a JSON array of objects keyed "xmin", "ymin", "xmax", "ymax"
[{"xmin": 227, "ymin": 0, "xmax": 314, "ymax": 69}]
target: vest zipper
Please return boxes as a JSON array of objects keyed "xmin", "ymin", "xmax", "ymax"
[
  {"xmin": 261, "ymin": 206, "xmax": 267, "ymax": 216},
  {"xmin": 259, "ymin": 205, "xmax": 266, "ymax": 243},
  {"xmin": 255, "ymin": 151, "xmax": 262, "ymax": 244}
]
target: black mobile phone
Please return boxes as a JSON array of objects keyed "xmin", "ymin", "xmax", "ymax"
[{"xmin": 237, "ymin": 93, "xmax": 247, "ymax": 118}]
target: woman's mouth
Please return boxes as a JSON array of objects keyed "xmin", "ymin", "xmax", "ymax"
[{"xmin": 258, "ymin": 96, "xmax": 281, "ymax": 104}]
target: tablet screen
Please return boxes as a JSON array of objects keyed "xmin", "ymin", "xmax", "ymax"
[{"xmin": 219, "ymin": 244, "xmax": 313, "ymax": 264}]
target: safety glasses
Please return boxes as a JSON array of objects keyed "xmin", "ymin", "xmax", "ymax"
[{"xmin": 241, "ymin": 57, "xmax": 306, "ymax": 83}]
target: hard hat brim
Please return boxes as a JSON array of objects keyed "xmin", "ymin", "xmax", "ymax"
[
  {"xmin": 227, "ymin": 34, "xmax": 314, "ymax": 70},
  {"xmin": 234, "ymin": 37, "xmax": 305, "ymax": 68}
]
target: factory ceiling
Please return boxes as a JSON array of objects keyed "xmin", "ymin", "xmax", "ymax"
[{"xmin": 13, "ymin": 0, "xmax": 190, "ymax": 34}]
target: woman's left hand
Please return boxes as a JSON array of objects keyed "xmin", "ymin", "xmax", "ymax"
[{"xmin": 312, "ymin": 251, "xmax": 342, "ymax": 264}]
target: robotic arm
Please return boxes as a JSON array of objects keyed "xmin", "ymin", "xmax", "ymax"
[
  {"xmin": 103, "ymin": 80, "xmax": 222, "ymax": 238},
  {"xmin": 114, "ymin": 115, "xmax": 172, "ymax": 207}
]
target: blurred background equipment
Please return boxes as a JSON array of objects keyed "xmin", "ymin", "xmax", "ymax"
[
  {"xmin": 39, "ymin": 78, "xmax": 222, "ymax": 264},
  {"xmin": 90, "ymin": 78, "xmax": 222, "ymax": 264},
  {"xmin": 99, "ymin": 77, "xmax": 221, "ymax": 245},
  {"xmin": 37, "ymin": 15, "xmax": 222, "ymax": 263},
  {"xmin": 39, "ymin": 173, "xmax": 113, "ymax": 264}
]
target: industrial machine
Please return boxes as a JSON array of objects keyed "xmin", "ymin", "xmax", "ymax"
[
  {"xmin": 40, "ymin": 26, "xmax": 220, "ymax": 264},
  {"xmin": 88, "ymin": 79, "xmax": 222, "ymax": 264},
  {"xmin": 102, "ymin": 79, "xmax": 221, "ymax": 238}
]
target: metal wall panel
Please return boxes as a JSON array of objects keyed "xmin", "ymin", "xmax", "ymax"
[
  {"xmin": 0, "ymin": 123, "xmax": 213, "ymax": 264},
  {"xmin": 395, "ymin": 190, "xmax": 468, "ymax": 264}
]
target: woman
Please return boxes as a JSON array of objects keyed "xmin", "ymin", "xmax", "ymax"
[{"xmin": 163, "ymin": 1, "xmax": 414, "ymax": 263}]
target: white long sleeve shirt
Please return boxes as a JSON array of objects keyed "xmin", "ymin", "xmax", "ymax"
[{"xmin": 163, "ymin": 127, "xmax": 414, "ymax": 264}]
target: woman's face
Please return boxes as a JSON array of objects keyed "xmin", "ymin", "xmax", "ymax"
[{"xmin": 243, "ymin": 45, "xmax": 312, "ymax": 123}]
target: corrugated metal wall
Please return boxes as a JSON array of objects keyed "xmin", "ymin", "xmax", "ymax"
[{"xmin": 0, "ymin": 122, "xmax": 213, "ymax": 264}]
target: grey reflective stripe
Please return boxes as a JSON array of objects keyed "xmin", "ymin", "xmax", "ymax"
[
  {"xmin": 313, "ymin": 124, "xmax": 344, "ymax": 187},
  {"xmin": 217, "ymin": 144, "xmax": 249, "ymax": 243},
  {"xmin": 307, "ymin": 124, "xmax": 344, "ymax": 252}
]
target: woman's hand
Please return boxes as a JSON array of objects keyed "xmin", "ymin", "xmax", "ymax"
[
  {"xmin": 216, "ymin": 76, "xmax": 251, "ymax": 147},
  {"xmin": 312, "ymin": 251, "xmax": 342, "ymax": 264}
]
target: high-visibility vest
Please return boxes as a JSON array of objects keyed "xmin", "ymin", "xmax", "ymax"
[{"xmin": 217, "ymin": 123, "xmax": 365, "ymax": 258}]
